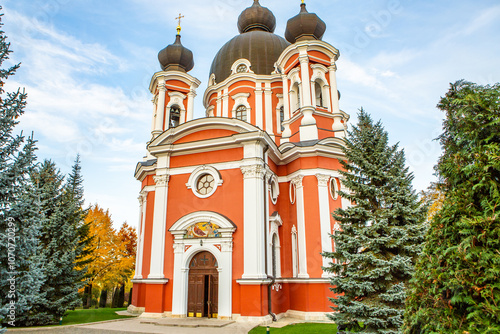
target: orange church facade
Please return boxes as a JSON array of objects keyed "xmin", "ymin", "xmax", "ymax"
[{"xmin": 129, "ymin": 0, "xmax": 350, "ymax": 322}]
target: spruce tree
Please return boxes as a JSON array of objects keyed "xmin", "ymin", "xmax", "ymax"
[
  {"xmin": 0, "ymin": 10, "xmax": 45, "ymax": 328},
  {"xmin": 323, "ymin": 109, "xmax": 427, "ymax": 334},
  {"xmin": 29, "ymin": 160, "xmax": 84, "ymax": 324},
  {"xmin": 404, "ymin": 81, "xmax": 500, "ymax": 333}
]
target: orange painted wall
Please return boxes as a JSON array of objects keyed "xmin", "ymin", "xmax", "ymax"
[
  {"xmin": 308, "ymin": 51, "xmax": 330, "ymax": 66},
  {"xmin": 144, "ymin": 284, "xmax": 165, "ymax": 313},
  {"xmin": 166, "ymin": 80, "xmax": 190, "ymax": 92},
  {"xmin": 170, "ymin": 148, "xmax": 243, "ymax": 168},
  {"xmin": 173, "ymin": 129, "xmax": 239, "ymax": 144},
  {"xmin": 142, "ymin": 191, "xmax": 155, "ymax": 278},
  {"xmin": 288, "ymin": 283, "xmax": 334, "ymax": 312},
  {"xmin": 303, "ymin": 176, "xmax": 323, "ymax": 277},
  {"xmin": 142, "ymin": 175, "xmax": 155, "ymax": 188}
]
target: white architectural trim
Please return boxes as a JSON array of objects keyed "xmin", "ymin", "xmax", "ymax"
[
  {"xmin": 241, "ymin": 163, "xmax": 267, "ymax": 279},
  {"xmin": 316, "ymin": 174, "xmax": 333, "ymax": 278},
  {"xmin": 230, "ymin": 58, "xmax": 254, "ymax": 75},
  {"xmin": 134, "ymin": 192, "xmax": 148, "ymax": 279},
  {"xmin": 185, "ymin": 165, "xmax": 223, "ymax": 199},
  {"xmin": 291, "ymin": 175, "xmax": 308, "ymax": 278},
  {"xmin": 169, "ymin": 211, "xmax": 236, "ymax": 319},
  {"xmin": 255, "ymin": 84, "xmax": 263, "ymax": 127},
  {"xmin": 269, "ymin": 213, "xmax": 282, "ymax": 278},
  {"xmin": 264, "ymin": 82, "xmax": 273, "ymax": 137},
  {"xmin": 148, "ymin": 174, "xmax": 170, "ymax": 279},
  {"xmin": 291, "ymin": 225, "xmax": 298, "ymax": 278},
  {"xmin": 329, "ymin": 177, "xmax": 339, "ymax": 200}
]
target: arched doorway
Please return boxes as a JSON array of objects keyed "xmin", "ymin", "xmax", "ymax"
[{"xmin": 187, "ymin": 251, "xmax": 219, "ymax": 318}]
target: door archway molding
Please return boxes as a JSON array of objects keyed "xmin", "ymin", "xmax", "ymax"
[{"xmin": 170, "ymin": 211, "xmax": 236, "ymax": 319}]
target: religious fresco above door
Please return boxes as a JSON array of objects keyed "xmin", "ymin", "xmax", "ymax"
[{"xmin": 185, "ymin": 222, "xmax": 221, "ymax": 239}]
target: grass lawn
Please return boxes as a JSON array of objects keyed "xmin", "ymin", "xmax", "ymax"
[
  {"xmin": 61, "ymin": 307, "xmax": 133, "ymax": 325},
  {"xmin": 249, "ymin": 323, "xmax": 338, "ymax": 334}
]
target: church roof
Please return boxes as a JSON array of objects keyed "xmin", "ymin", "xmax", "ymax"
[{"xmin": 209, "ymin": 0, "xmax": 289, "ymax": 83}]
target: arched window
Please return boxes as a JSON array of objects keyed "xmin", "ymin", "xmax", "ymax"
[
  {"xmin": 291, "ymin": 83, "xmax": 301, "ymax": 112},
  {"xmin": 170, "ymin": 105, "xmax": 181, "ymax": 127},
  {"xmin": 235, "ymin": 105, "xmax": 247, "ymax": 122},
  {"xmin": 315, "ymin": 81, "xmax": 323, "ymax": 107},
  {"xmin": 279, "ymin": 106, "xmax": 285, "ymax": 132}
]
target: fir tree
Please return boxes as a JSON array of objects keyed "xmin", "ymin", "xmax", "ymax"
[
  {"xmin": 28, "ymin": 160, "xmax": 84, "ymax": 324},
  {"xmin": 323, "ymin": 109, "xmax": 427, "ymax": 334},
  {"xmin": 404, "ymin": 81, "xmax": 500, "ymax": 333},
  {"xmin": 0, "ymin": 9, "xmax": 45, "ymax": 328},
  {"xmin": 65, "ymin": 155, "xmax": 92, "ymax": 289}
]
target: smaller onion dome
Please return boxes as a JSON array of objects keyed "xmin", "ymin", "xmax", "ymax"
[
  {"xmin": 237, "ymin": 0, "xmax": 276, "ymax": 33},
  {"xmin": 285, "ymin": 2, "xmax": 326, "ymax": 43},
  {"xmin": 158, "ymin": 27, "xmax": 194, "ymax": 72}
]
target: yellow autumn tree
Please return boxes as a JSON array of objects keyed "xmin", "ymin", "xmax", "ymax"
[
  {"xmin": 81, "ymin": 205, "xmax": 136, "ymax": 307},
  {"xmin": 421, "ymin": 182, "xmax": 445, "ymax": 222}
]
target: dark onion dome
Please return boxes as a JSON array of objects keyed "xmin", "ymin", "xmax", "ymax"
[
  {"xmin": 210, "ymin": 0, "xmax": 289, "ymax": 83},
  {"xmin": 158, "ymin": 32, "xmax": 194, "ymax": 72},
  {"xmin": 238, "ymin": 0, "xmax": 276, "ymax": 33},
  {"xmin": 285, "ymin": 2, "xmax": 326, "ymax": 43}
]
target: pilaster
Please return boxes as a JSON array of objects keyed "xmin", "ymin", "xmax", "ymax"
[
  {"xmin": 148, "ymin": 174, "xmax": 170, "ymax": 279},
  {"xmin": 329, "ymin": 64, "xmax": 340, "ymax": 113},
  {"xmin": 153, "ymin": 80, "xmax": 166, "ymax": 137},
  {"xmin": 316, "ymin": 174, "xmax": 333, "ymax": 278},
  {"xmin": 292, "ymin": 175, "xmax": 308, "ymax": 278},
  {"xmin": 241, "ymin": 164, "xmax": 267, "ymax": 279}
]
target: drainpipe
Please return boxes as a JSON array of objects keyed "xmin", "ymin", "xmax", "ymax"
[{"xmin": 262, "ymin": 145, "xmax": 277, "ymax": 322}]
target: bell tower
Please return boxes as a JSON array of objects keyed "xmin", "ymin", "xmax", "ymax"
[
  {"xmin": 150, "ymin": 17, "xmax": 201, "ymax": 139},
  {"xmin": 277, "ymin": 1, "xmax": 348, "ymax": 143}
]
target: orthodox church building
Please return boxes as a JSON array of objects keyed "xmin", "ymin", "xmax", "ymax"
[{"xmin": 130, "ymin": 0, "xmax": 350, "ymax": 322}]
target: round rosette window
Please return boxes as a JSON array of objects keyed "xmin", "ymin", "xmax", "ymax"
[
  {"xmin": 187, "ymin": 166, "xmax": 223, "ymax": 199},
  {"xmin": 197, "ymin": 174, "xmax": 215, "ymax": 196}
]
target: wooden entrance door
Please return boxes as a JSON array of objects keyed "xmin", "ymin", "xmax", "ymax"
[{"xmin": 187, "ymin": 251, "xmax": 219, "ymax": 318}]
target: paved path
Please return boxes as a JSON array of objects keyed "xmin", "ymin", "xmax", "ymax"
[{"xmin": 7, "ymin": 317, "xmax": 259, "ymax": 334}]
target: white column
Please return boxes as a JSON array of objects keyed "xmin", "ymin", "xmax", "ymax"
[
  {"xmin": 171, "ymin": 240, "xmax": 186, "ymax": 316},
  {"xmin": 222, "ymin": 88, "xmax": 229, "ymax": 118},
  {"xmin": 241, "ymin": 164, "xmax": 266, "ymax": 279},
  {"xmin": 281, "ymin": 76, "xmax": 291, "ymax": 143},
  {"xmin": 219, "ymin": 240, "xmax": 233, "ymax": 318},
  {"xmin": 329, "ymin": 64, "xmax": 340, "ymax": 113},
  {"xmin": 264, "ymin": 83, "xmax": 273, "ymax": 137},
  {"xmin": 151, "ymin": 98, "xmax": 157, "ymax": 134},
  {"xmin": 292, "ymin": 175, "xmax": 308, "ymax": 278},
  {"xmin": 216, "ymin": 91, "xmax": 222, "ymax": 117},
  {"xmin": 134, "ymin": 193, "xmax": 147, "ymax": 279},
  {"xmin": 316, "ymin": 174, "xmax": 333, "ymax": 278},
  {"xmin": 299, "ymin": 54, "xmax": 312, "ymax": 107},
  {"xmin": 153, "ymin": 80, "xmax": 166, "ymax": 136},
  {"xmin": 281, "ymin": 75, "xmax": 290, "ymax": 119},
  {"xmin": 255, "ymin": 83, "xmax": 263, "ymax": 128},
  {"xmin": 186, "ymin": 90, "xmax": 196, "ymax": 122},
  {"xmin": 148, "ymin": 174, "xmax": 169, "ymax": 279}
]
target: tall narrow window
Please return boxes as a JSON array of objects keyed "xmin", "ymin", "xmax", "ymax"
[
  {"xmin": 315, "ymin": 81, "xmax": 323, "ymax": 107},
  {"xmin": 279, "ymin": 106, "xmax": 285, "ymax": 132},
  {"xmin": 235, "ymin": 105, "xmax": 247, "ymax": 122},
  {"xmin": 170, "ymin": 105, "xmax": 180, "ymax": 127}
]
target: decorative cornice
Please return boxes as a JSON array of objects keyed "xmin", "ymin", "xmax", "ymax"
[
  {"xmin": 153, "ymin": 175, "xmax": 170, "ymax": 187},
  {"xmin": 138, "ymin": 193, "xmax": 147, "ymax": 206},
  {"xmin": 328, "ymin": 64, "xmax": 337, "ymax": 72},
  {"xmin": 240, "ymin": 165, "xmax": 266, "ymax": 179},
  {"xmin": 291, "ymin": 175, "xmax": 304, "ymax": 188},
  {"xmin": 315, "ymin": 174, "xmax": 330, "ymax": 187}
]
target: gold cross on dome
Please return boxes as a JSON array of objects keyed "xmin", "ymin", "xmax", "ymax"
[
  {"xmin": 175, "ymin": 13, "xmax": 184, "ymax": 27},
  {"xmin": 175, "ymin": 13, "xmax": 184, "ymax": 34}
]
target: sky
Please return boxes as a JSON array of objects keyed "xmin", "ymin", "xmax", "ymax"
[{"xmin": 2, "ymin": 0, "xmax": 500, "ymax": 228}]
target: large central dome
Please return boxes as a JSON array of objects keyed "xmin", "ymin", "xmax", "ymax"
[{"xmin": 210, "ymin": 0, "xmax": 289, "ymax": 83}]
